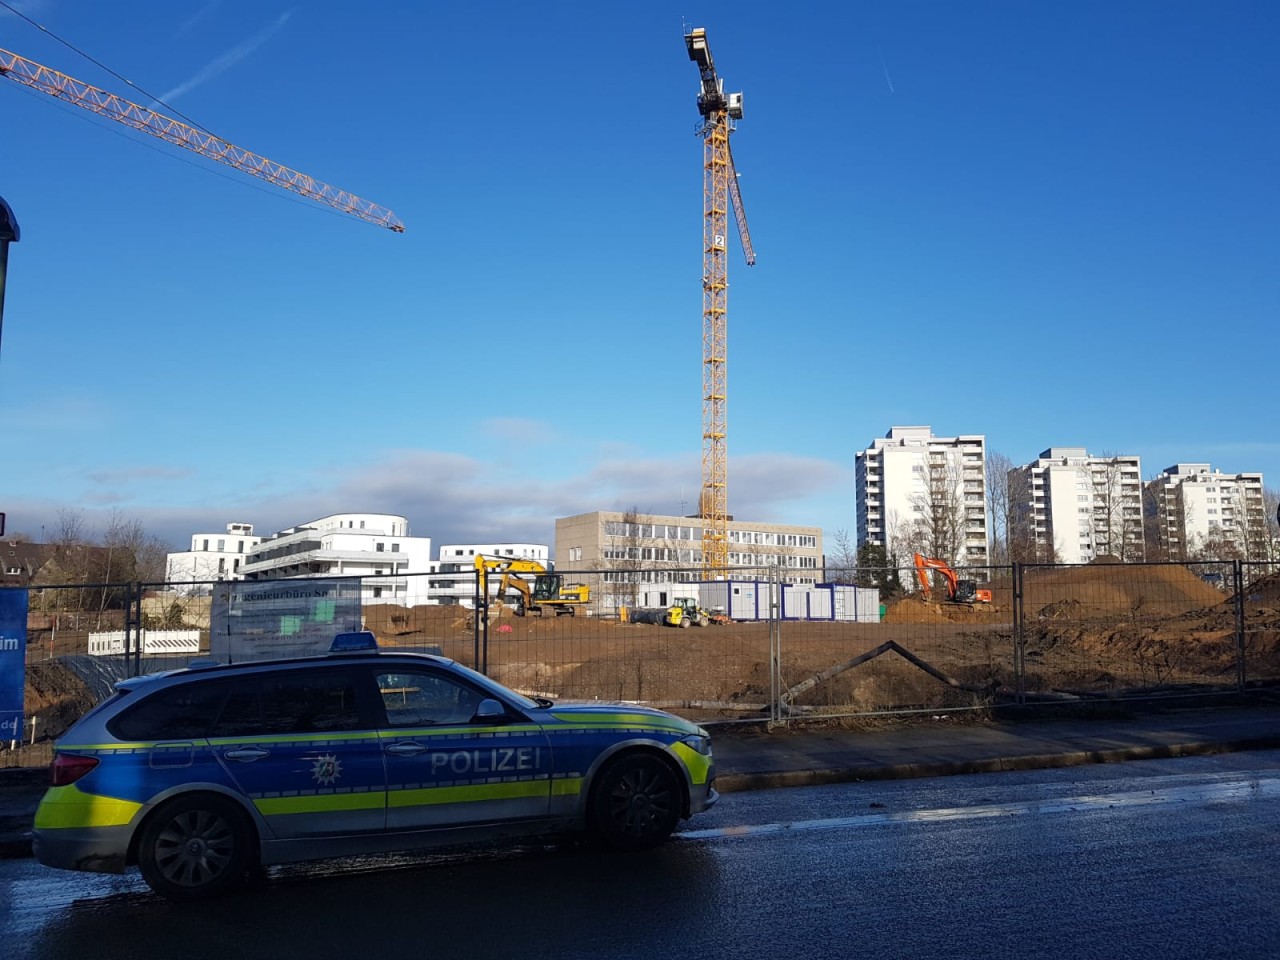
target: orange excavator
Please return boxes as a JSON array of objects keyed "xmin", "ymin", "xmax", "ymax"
[{"xmin": 914, "ymin": 554, "xmax": 992, "ymax": 605}]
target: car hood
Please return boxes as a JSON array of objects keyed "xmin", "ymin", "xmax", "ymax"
[{"xmin": 541, "ymin": 702, "xmax": 706, "ymax": 737}]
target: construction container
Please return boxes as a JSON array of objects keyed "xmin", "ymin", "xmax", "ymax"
[{"xmin": 781, "ymin": 583, "xmax": 880, "ymax": 622}]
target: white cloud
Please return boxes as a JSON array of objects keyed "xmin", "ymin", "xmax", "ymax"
[
  {"xmin": 4, "ymin": 448, "xmax": 851, "ymax": 553},
  {"xmin": 155, "ymin": 10, "xmax": 293, "ymax": 106}
]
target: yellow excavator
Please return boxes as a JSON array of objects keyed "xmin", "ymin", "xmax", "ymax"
[{"xmin": 474, "ymin": 555, "xmax": 590, "ymax": 617}]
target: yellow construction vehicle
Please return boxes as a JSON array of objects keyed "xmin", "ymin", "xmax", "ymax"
[
  {"xmin": 664, "ymin": 597, "xmax": 728, "ymax": 628},
  {"xmin": 474, "ymin": 555, "xmax": 590, "ymax": 617}
]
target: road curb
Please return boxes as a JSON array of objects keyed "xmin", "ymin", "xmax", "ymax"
[{"xmin": 714, "ymin": 736, "xmax": 1280, "ymax": 794}]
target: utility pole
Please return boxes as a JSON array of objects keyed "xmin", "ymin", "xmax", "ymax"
[{"xmin": 0, "ymin": 194, "xmax": 19, "ymax": 364}]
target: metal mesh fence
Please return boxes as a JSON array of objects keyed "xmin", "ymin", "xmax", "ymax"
[
  {"xmin": 1241, "ymin": 561, "xmax": 1280, "ymax": 687},
  {"xmin": 1016, "ymin": 561, "xmax": 1239, "ymax": 698},
  {"xmin": 477, "ymin": 566, "xmax": 775, "ymax": 726},
  {"xmin": 5, "ymin": 557, "xmax": 1280, "ymax": 767},
  {"xmin": 779, "ymin": 564, "xmax": 1015, "ymax": 719}
]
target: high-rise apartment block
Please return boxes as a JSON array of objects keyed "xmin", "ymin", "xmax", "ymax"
[
  {"xmin": 1009, "ymin": 448, "xmax": 1145, "ymax": 563},
  {"xmin": 1146, "ymin": 463, "xmax": 1266, "ymax": 560},
  {"xmin": 854, "ymin": 426, "xmax": 989, "ymax": 567}
]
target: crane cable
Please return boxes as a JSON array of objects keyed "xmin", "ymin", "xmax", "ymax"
[{"xmin": 0, "ymin": 0, "xmax": 220, "ymax": 138}]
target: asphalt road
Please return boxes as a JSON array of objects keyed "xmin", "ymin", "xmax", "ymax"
[{"xmin": 4, "ymin": 751, "xmax": 1280, "ymax": 960}]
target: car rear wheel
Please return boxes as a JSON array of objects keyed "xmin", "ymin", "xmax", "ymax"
[
  {"xmin": 590, "ymin": 753, "xmax": 682, "ymax": 849},
  {"xmin": 137, "ymin": 794, "xmax": 256, "ymax": 901}
]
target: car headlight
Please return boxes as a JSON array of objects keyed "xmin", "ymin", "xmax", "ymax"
[{"xmin": 679, "ymin": 734, "xmax": 712, "ymax": 756}]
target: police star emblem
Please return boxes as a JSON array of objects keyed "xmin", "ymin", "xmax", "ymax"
[{"xmin": 311, "ymin": 754, "xmax": 343, "ymax": 786}]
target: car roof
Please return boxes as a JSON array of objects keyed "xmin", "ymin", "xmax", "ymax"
[{"xmin": 114, "ymin": 650, "xmax": 455, "ymax": 693}]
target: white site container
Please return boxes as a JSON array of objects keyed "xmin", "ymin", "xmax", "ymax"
[
  {"xmin": 699, "ymin": 580, "xmax": 767, "ymax": 620},
  {"xmin": 780, "ymin": 584, "xmax": 881, "ymax": 622}
]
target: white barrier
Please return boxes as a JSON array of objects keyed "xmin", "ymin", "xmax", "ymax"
[{"xmin": 87, "ymin": 629, "xmax": 202, "ymax": 656}]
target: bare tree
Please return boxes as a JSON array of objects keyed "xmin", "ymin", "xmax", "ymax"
[
  {"xmin": 1262, "ymin": 487, "xmax": 1280, "ymax": 568},
  {"xmin": 824, "ymin": 528, "xmax": 859, "ymax": 584},
  {"xmin": 1092, "ymin": 453, "xmax": 1145, "ymax": 561},
  {"xmin": 906, "ymin": 454, "xmax": 966, "ymax": 565},
  {"xmin": 1006, "ymin": 465, "xmax": 1046, "ymax": 563},
  {"xmin": 986, "ymin": 450, "xmax": 1013, "ymax": 566}
]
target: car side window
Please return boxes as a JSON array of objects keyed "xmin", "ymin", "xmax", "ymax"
[
  {"xmin": 210, "ymin": 684, "xmax": 263, "ymax": 738},
  {"xmin": 377, "ymin": 670, "xmax": 483, "ymax": 727},
  {"xmin": 209, "ymin": 670, "xmax": 363, "ymax": 737},
  {"xmin": 108, "ymin": 680, "xmax": 230, "ymax": 742}
]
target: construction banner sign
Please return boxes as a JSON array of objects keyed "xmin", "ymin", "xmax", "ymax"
[
  {"xmin": 210, "ymin": 579, "xmax": 362, "ymax": 663},
  {"xmin": 0, "ymin": 588, "xmax": 28, "ymax": 740}
]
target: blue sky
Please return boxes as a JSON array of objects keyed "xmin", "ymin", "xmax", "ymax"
[{"xmin": 1, "ymin": 1, "xmax": 1277, "ymax": 551}]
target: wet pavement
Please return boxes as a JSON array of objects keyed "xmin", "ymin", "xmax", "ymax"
[{"xmin": 3, "ymin": 700, "xmax": 1279, "ymax": 859}]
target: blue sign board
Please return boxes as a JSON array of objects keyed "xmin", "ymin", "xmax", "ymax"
[{"xmin": 0, "ymin": 590, "xmax": 28, "ymax": 741}]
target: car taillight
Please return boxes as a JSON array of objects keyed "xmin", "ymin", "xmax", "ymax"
[{"xmin": 50, "ymin": 753, "xmax": 100, "ymax": 787}]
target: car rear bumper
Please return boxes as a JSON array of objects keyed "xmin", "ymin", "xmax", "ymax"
[{"xmin": 32, "ymin": 827, "xmax": 131, "ymax": 874}]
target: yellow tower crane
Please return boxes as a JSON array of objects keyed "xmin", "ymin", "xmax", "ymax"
[
  {"xmin": 685, "ymin": 27, "xmax": 754, "ymax": 579},
  {"xmin": 0, "ymin": 47, "xmax": 403, "ymax": 232}
]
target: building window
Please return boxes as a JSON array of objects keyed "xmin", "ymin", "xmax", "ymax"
[
  {"xmin": 238, "ymin": 541, "xmax": 244, "ymax": 553},
  {"xmin": 360, "ymin": 521, "xmax": 365, "ymax": 529},
  {"xmin": 376, "ymin": 543, "xmax": 385, "ymax": 552},
  {"xmin": 372, "ymin": 586, "xmax": 383, "ymax": 598},
  {"xmin": 202, "ymin": 539, "xmax": 209, "ymax": 551},
  {"xmin": 392, "ymin": 544, "xmax": 400, "ymax": 552}
]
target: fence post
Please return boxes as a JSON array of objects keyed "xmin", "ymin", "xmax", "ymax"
[
  {"xmin": 125, "ymin": 581, "xmax": 143, "ymax": 677},
  {"xmin": 769, "ymin": 566, "xmax": 782, "ymax": 726},
  {"xmin": 1012, "ymin": 563, "xmax": 1024, "ymax": 705},
  {"xmin": 1233, "ymin": 559, "xmax": 1246, "ymax": 691},
  {"xmin": 473, "ymin": 570, "xmax": 486, "ymax": 675}
]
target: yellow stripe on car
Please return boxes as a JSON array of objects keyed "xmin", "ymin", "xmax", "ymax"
[
  {"xmin": 33, "ymin": 784, "xmax": 144, "ymax": 830},
  {"xmin": 254, "ymin": 790, "xmax": 387, "ymax": 817},
  {"xmin": 670, "ymin": 741, "xmax": 712, "ymax": 785},
  {"xmin": 387, "ymin": 780, "xmax": 552, "ymax": 808}
]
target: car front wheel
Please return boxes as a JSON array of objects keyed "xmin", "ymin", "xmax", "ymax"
[
  {"xmin": 137, "ymin": 794, "xmax": 256, "ymax": 901},
  {"xmin": 590, "ymin": 753, "xmax": 682, "ymax": 849}
]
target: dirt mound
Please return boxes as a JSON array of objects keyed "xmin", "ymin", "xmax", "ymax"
[
  {"xmin": 883, "ymin": 596, "xmax": 1005, "ymax": 624},
  {"xmin": 883, "ymin": 598, "xmax": 950, "ymax": 624},
  {"xmin": 1021, "ymin": 564, "xmax": 1225, "ymax": 618},
  {"xmin": 24, "ymin": 660, "xmax": 96, "ymax": 741},
  {"xmin": 1243, "ymin": 572, "xmax": 1280, "ymax": 603},
  {"xmin": 1037, "ymin": 598, "xmax": 1086, "ymax": 621}
]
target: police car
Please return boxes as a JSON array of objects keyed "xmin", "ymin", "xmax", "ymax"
[{"xmin": 32, "ymin": 641, "xmax": 717, "ymax": 900}]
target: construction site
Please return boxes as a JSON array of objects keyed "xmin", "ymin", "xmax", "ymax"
[
  {"xmin": 4, "ymin": 24, "xmax": 1279, "ymax": 768},
  {"xmin": 5, "ymin": 560, "xmax": 1277, "ymax": 769}
]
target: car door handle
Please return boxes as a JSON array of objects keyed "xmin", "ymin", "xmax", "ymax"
[
  {"xmin": 385, "ymin": 742, "xmax": 428, "ymax": 757},
  {"xmin": 223, "ymin": 747, "xmax": 271, "ymax": 762}
]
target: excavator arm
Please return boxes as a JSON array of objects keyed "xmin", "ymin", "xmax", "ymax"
[{"xmin": 914, "ymin": 553, "xmax": 960, "ymax": 600}]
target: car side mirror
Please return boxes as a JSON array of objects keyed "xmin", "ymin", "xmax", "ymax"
[{"xmin": 472, "ymin": 698, "xmax": 509, "ymax": 723}]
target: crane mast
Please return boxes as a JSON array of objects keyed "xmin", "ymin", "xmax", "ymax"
[
  {"xmin": 685, "ymin": 27, "xmax": 753, "ymax": 579},
  {"xmin": 0, "ymin": 47, "xmax": 404, "ymax": 232}
]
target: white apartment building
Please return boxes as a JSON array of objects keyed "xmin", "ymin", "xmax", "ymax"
[
  {"xmin": 239, "ymin": 513, "xmax": 433, "ymax": 605},
  {"xmin": 1146, "ymin": 463, "xmax": 1267, "ymax": 560},
  {"xmin": 854, "ymin": 426, "xmax": 989, "ymax": 568},
  {"xmin": 165, "ymin": 522, "xmax": 262, "ymax": 587},
  {"xmin": 430, "ymin": 542, "xmax": 551, "ymax": 606},
  {"xmin": 554, "ymin": 510, "xmax": 823, "ymax": 611},
  {"xmin": 1010, "ymin": 448, "xmax": 1145, "ymax": 563}
]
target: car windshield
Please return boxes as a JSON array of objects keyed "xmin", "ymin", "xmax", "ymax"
[{"xmin": 445, "ymin": 660, "xmax": 540, "ymax": 711}]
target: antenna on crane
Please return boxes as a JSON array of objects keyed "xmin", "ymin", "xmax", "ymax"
[
  {"xmin": 684, "ymin": 26, "xmax": 754, "ymax": 580},
  {"xmin": 0, "ymin": 47, "xmax": 404, "ymax": 232}
]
